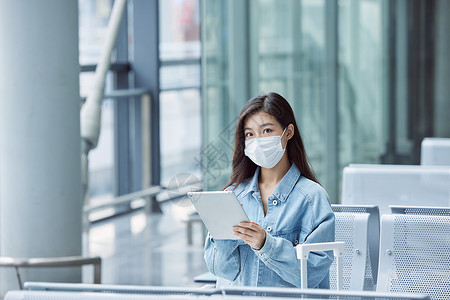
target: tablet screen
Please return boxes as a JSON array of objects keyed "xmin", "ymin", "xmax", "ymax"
[{"xmin": 187, "ymin": 191, "xmax": 250, "ymax": 240}]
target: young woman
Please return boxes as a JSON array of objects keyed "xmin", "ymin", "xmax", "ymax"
[{"xmin": 204, "ymin": 92, "xmax": 335, "ymax": 289}]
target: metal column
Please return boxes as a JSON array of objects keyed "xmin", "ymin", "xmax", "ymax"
[
  {"xmin": 133, "ymin": 0, "xmax": 161, "ymax": 213},
  {"xmin": 325, "ymin": 0, "xmax": 339, "ymax": 203}
]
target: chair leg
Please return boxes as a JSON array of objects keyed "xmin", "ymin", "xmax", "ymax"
[
  {"xmin": 187, "ymin": 222, "xmax": 193, "ymax": 245},
  {"xmin": 14, "ymin": 266, "xmax": 23, "ymax": 290}
]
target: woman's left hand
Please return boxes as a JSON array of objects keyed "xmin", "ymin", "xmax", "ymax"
[{"xmin": 233, "ymin": 221, "xmax": 266, "ymax": 250}]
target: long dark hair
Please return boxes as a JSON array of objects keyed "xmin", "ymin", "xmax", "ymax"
[{"xmin": 226, "ymin": 92, "xmax": 319, "ymax": 189}]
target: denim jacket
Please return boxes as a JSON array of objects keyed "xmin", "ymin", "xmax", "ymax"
[{"xmin": 204, "ymin": 164, "xmax": 335, "ymax": 288}]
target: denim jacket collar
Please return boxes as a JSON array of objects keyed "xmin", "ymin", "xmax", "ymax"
[
  {"xmin": 242, "ymin": 163, "xmax": 301, "ymax": 202},
  {"xmin": 242, "ymin": 167, "xmax": 260, "ymax": 198}
]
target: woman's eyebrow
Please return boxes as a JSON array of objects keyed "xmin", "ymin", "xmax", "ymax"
[
  {"xmin": 244, "ymin": 122, "xmax": 274, "ymax": 131},
  {"xmin": 259, "ymin": 122, "xmax": 274, "ymax": 127}
]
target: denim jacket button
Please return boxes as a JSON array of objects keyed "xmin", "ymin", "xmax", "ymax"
[
  {"xmin": 272, "ymin": 200, "xmax": 278, "ymax": 206},
  {"xmin": 267, "ymin": 226, "xmax": 272, "ymax": 232}
]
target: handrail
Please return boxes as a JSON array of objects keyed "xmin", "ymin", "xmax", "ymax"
[
  {"xmin": 84, "ymin": 185, "xmax": 163, "ymax": 214},
  {"xmin": 0, "ymin": 256, "xmax": 101, "ymax": 289},
  {"xmin": 160, "ymin": 58, "xmax": 201, "ymax": 66},
  {"xmin": 80, "ymin": 57, "xmax": 201, "ymax": 73},
  {"xmin": 84, "ymin": 184, "xmax": 206, "ymax": 224},
  {"xmin": 80, "ymin": 62, "xmax": 131, "ymax": 73},
  {"xmin": 103, "ymin": 88, "xmax": 151, "ymax": 99},
  {"xmin": 80, "ymin": 88, "xmax": 152, "ymax": 102}
]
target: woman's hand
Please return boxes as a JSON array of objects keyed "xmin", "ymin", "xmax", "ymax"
[{"xmin": 233, "ymin": 221, "xmax": 266, "ymax": 250}]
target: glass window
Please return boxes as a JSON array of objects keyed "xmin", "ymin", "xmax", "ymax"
[
  {"xmin": 159, "ymin": 0, "xmax": 201, "ymax": 61},
  {"xmin": 79, "ymin": 0, "xmax": 113, "ymax": 65},
  {"xmin": 159, "ymin": 0, "xmax": 202, "ymax": 188},
  {"xmin": 160, "ymin": 64, "xmax": 201, "ymax": 90},
  {"xmin": 160, "ymin": 89, "xmax": 202, "ymax": 186},
  {"xmin": 202, "ymin": 0, "xmax": 334, "ymax": 196},
  {"xmin": 254, "ymin": 0, "xmax": 337, "ymax": 196},
  {"xmin": 202, "ymin": 0, "xmax": 449, "ymax": 202},
  {"xmin": 338, "ymin": 0, "xmax": 387, "ymax": 169}
]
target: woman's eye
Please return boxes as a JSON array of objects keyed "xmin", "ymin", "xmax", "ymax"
[
  {"xmin": 263, "ymin": 128, "xmax": 272, "ymax": 134},
  {"xmin": 245, "ymin": 132, "xmax": 253, "ymax": 137}
]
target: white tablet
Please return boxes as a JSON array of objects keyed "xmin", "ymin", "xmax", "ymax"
[{"xmin": 187, "ymin": 191, "xmax": 250, "ymax": 240}]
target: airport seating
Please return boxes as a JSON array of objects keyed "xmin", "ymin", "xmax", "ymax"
[
  {"xmin": 376, "ymin": 213, "xmax": 450, "ymax": 299},
  {"xmin": 341, "ymin": 164, "xmax": 450, "ymax": 215},
  {"xmin": 330, "ymin": 205, "xmax": 380, "ymax": 291},
  {"xmin": 223, "ymin": 286, "xmax": 430, "ymax": 299},
  {"xmin": 329, "ymin": 212, "xmax": 369, "ymax": 290},
  {"xmin": 420, "ymin": 138, "xmax": 450, "ymax": 166},
  {"xmin": 13, "ymin": 283, "xmax": 432, "ymax": 299}
]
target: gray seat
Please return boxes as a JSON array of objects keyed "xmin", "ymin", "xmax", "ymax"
[
  {"xmin": 341, "ymin": 164, "xmax": 450, "ymax": 215},
  {"xmin": 330, "ymin": 205, "xmax": 381, "ymax": 291},
  {"xmin": 377, "ymin": 213, "xmax": 450, "ymax": 299},
  {"xmin": 329, "ymin": 212, "xmax": 369, "ymax": 290},
  {"xmin": 420, "ymin": 138, "xmax": 450, "ymax": 166}
]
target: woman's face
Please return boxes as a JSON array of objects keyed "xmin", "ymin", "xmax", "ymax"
[{"xmin": 243, "ymin": 111, "xmax": 292, "ymax": 146}]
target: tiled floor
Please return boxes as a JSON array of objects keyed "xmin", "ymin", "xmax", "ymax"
[{"xmin": 83, "ymin": 199, "xmax": 209, "ymax": 287}]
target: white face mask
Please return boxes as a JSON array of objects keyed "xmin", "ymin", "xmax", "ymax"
[{"xmin": 244, "ymin": 128, "xmax": 287, "ymax": 169}]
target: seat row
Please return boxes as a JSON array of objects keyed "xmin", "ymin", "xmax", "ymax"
[
  {"xmin": 5, "ymin": 283, "xmax": 432, "ymax": 300},
  {"xmin": 5, "ymin": 205, "xmax": 446, "ymax": 299},
  {"xmin": 329, "ymin": 204, "xmax": 450, "ymax": 300},
  {"xmin": 334, "ymin": 141, "xmax": 449, "ymax": 299},
  {"xmin": 210, "ymin": 147, "xmax": 450, "ymax": 298}
]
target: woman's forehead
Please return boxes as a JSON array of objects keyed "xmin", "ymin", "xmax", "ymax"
[{"xmin": 244, "ymin": 112, "xmax": 281, "ymax": 129}]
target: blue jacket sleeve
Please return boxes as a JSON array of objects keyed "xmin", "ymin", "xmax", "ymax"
[
  {"xmin": 253, "ymin": 191, "xmax": 335, "ymax": 288},
  {"xmin": 204, "ymin": 234, "xmax": 242, "ymax": 281}
]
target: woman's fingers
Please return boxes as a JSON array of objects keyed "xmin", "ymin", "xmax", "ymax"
[
  {"xmin": 233, "ymin": 222, "xmax": 266, "ymax": 250},
  {"xmin": 233, "ymin": 222, "xmax": 258, "ymax": 235},
  {"xmin": 233, "ymin": 224, "xmax": 253, "ymax": 235}
]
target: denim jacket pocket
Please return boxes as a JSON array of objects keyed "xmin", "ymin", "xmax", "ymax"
[{"xmin": 274, "ymin": 227, "xmax": 308, "ymax": 246}]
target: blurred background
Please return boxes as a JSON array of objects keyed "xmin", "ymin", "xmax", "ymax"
[
  {"xmin": 0, "ymin": 0, "xmax": 448, "ymax": 295},
  {"xmin": 82, "ymin": 0, "xmax": 449, "ymax": 209}
]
